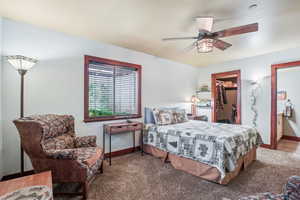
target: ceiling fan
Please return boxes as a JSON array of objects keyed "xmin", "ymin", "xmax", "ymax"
[{"xmin": 162, "ymin": 17, "xmax": 258, "ymax": 53}]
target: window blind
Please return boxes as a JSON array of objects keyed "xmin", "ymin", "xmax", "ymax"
[{"xmin": 88, "ymin": 61, "xmax": 138, "ymax": 118}]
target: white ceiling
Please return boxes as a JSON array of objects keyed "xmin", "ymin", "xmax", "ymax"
[{"xmin": 1, "ymin": 0, "xmax": 300, "ymax": 66}]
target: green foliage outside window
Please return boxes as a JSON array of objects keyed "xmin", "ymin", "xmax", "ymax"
[{"xmin": 89, "ymin": 83, "xmax": 130, "ymax": 117}]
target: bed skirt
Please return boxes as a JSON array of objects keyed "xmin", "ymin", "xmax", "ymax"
[{"xmin": 143, "ymin": 144, "xmax": 257, "ymax": 185}]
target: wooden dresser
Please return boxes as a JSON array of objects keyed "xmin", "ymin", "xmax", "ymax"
[{"xmin": 277, "ymin": 113, "xmax": 284, "ymax": 141}]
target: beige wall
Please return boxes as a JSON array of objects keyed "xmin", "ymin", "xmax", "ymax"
[
  {"xmin": 1, "ymin": 18, "xmax": 198, "ymax": 175},
  {"xmin": 198, "ymin": 47, "xmax": 300, "ymax": 144}
]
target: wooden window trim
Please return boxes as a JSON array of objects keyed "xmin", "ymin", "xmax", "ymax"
[{"xmin": 84, "ymin": 55, "xmax": 142, "ymax": 122}]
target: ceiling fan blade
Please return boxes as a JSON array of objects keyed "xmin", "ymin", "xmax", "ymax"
[
  {"xmin": 213, "ymin": 39, "xmax": 232, "ymax": 51},
  {"xmin": 195, "ymin": 16, "xmax": 214, "ymax": 32},
  {"xmin": 162, "ymin": 36, "xmax": 198, "ymax": 41},
  {"xmin": 214, "ymin": 23, "xmax": 258, "ymax": 38}
]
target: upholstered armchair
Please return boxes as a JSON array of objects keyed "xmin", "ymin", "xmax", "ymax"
[
  {"xmin": 239, "ymin": 176, "xmax": 300, "ymax": 200},
  {"xmin": 13, "ymin": 114, "xmax": 104, "ymax": 199}
]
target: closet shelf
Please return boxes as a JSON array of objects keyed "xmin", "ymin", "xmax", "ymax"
[{"xmin": 224, "ymin": 87, "xmax": 237, "ymax": 90}]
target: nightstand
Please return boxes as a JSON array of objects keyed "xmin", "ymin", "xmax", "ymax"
[
  {"xmin": 188, "ymin": 115, "xmax": 208, "ymax": 121},
  {"xmin": 103, "ymin": 121, "xmax": 144, "ymax": 165}
]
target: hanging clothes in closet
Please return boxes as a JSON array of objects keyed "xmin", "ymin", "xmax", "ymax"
[{"xmin": 216, "ymin": 81, "xmax": 227, "ymax": 110}]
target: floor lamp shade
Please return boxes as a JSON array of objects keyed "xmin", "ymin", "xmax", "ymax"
[
  {"xmin": 6, "ymin": 55, "xmax": 38, "ymax": 72},
  {"xmin": 6, "ymin": 55, "xmax": 38, "ymax": 175}
]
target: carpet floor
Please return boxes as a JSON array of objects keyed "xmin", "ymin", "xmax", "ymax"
[{"xmin": 56, "ymin": 147, "xmax": 300, "ymax": 200}]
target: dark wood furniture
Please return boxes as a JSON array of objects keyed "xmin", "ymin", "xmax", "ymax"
[
  {"xmin": 188, "ymin": 115, "xmax": 209, "ymax": 121},
  {"xmin": 103, "ymin": 121, "xmax": 144, "ymax": 165},
  {"xmin": 0, "ymin": 171, "xmax": 52, "ymax": 198}
]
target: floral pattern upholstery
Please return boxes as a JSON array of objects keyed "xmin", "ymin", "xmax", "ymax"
[
  {"xmin": 240, "ymin": 176, "xmax": 300, "ymax": 200},
  {"xmin": 76, "ymin": 147, "xmax": 103, "ymax": 167},
  {"xmin": 28, "ymin": 114, "xmax": 75, "ymax": 140},
  {"xmin": 45, "ymin": 148, "xmax": 78, "ymax": 160},
  {"xmin": 14, "ymin": 114, "xmax": 103, "ymax": 181},
  {"xmin": 75, "ymin": 136, "xmax": 97, "ymax": 148},
  {"xmin": 87, "ymin": 157, "xmax": 103, "ymax": 180},
  {"xmin": 43, "ymin": 134, "xmax": 75, "ymax": 151},
  {"xmin": 46, "ymin": 147, "xmax": 103, "ymax": 168}
]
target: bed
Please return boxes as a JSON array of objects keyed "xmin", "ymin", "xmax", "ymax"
[{"xmin": 143, "ymin": 108, "xmax": 263, "ymax": 184}]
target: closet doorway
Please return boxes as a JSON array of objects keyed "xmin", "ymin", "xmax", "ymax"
[
  {"xmin": 271, "ymin": 61, "xmax": 300, "ymax": 149},
  {"xmin": 211, "ymin": 70, "xmax": 241, "ymax": 124}
]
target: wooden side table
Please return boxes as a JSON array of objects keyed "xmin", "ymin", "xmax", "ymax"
[{"xmin": 103, "ymin": 121, "xmax": 144, "ymax": 165}]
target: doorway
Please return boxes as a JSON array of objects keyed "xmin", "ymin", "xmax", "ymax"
[
  {"xmin": 211, "ymin": 70, "xmax": 241, "ymax": 124},
  {"xmin": 271, "ymin": 61, "xmax": 300, "ymax": 149}
]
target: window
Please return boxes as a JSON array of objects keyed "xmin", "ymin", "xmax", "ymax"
[{"xmin": 84, "ymin": 55, "xmax": 141, "ymax": 122}]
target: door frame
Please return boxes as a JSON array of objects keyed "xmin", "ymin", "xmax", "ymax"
[
  {"xmin": 270, "ymin": 60, "xmax": 300, "ymax": 149},
  {"xmin": 211, "ymin": 70, "xmax": 241, "ymax": 124}
]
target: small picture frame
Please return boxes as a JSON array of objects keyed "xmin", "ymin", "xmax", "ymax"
[{"xmin": 277, "ymin": 91, "xmax": 287, "ymax": 100}]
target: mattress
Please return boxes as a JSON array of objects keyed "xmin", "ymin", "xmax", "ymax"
[{"xmin": 144, "ymin": 120, "xmax": 262, "ymax": 178}]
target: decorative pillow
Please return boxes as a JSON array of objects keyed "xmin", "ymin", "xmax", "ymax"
[
  {"xmin": 172, "ymin": 109, "xmax": 188, "ymax": 123},
  {"xmin": 152, "ymin": 109, "xmax": 174, "ymax": 125}
]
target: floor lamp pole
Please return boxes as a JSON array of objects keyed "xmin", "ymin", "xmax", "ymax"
[
  {"xmin": 5, "ymin": 55, "xmax": 38, "ymax": 177},
  {"xmin": 19, "ymin": 69, "xmax": 26, "ymax": 175}
]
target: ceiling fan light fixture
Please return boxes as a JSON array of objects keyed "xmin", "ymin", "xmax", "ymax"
[{"xmin": 196, "ymin": 39, "xmax": 213, "ymax": 53}]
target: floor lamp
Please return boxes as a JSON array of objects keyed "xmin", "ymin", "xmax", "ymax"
[{"xmin": 6, "ymin": 55, "xmax": 38, "ymax": 175}]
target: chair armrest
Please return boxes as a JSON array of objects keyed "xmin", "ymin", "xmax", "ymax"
[
  {"xmin": 283, "ymin": 176, "xmax": 300, "ymax": 200},
  {"xmin": 45, "ymin": 149, "xmax": 78, "ymax": 160},
  {"xmin": 75, "ymin": 136, "xmax": 97, "ymax": 148}
]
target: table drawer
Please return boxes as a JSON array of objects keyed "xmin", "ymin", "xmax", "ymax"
[
  {"xmin": 128, "ymin": 123, "xmax": 142, "ymax": 131},
  {"xmin": 110, "ymin": 126, "xmax": 129, "ymax": 134}
]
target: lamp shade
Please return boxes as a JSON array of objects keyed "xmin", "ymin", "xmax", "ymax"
[
  {"xmin": 6, "ymin": 55, "xmax": 38, "ymax": 71},
  {"xmin": 196, "ymin": 39, "xmax": 213, "ymax": 53},
  {"xmin": 191, "ymin": 95, "xmax": 199, "ymax": 104}
]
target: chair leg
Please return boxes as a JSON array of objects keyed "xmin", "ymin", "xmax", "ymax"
[{"xmin": 82, "ymin": 181, "xmax": 88, "ymax": 200}]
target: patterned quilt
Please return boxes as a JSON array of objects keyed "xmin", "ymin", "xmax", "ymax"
[{"xmin": 144, "ymin": 120, "xmax": 263, "ymax": 179}]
